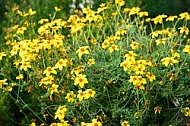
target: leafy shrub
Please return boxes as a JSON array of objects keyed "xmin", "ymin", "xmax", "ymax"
[{"xmin": 0, "ymin": 0, "xmax": 190, "ymax": 125}]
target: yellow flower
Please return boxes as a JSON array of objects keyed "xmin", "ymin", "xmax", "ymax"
[
  {"xmin": 121, "ymin": 121, "xmax": 130, "ymax": 126},
  {"xmin": 129, "ymin": 76, "xmax": 146, "ymax": 90},
  {"xmin": 84, "ymin": 89, "xmax": 96, "ymax": 99},
  {"xmin": 76, "ymin": 46, "xmax": 90, "ymax": 59},
  {"xmin": 108, "ymin": 44, "xmax": 119, "ymax": 53},
  {"xmin": 50, "ymin": 84, "xmax": 59, "ymax": 94},
  {"xmin": 115, "ymin": 29, "xmax": 126, "ymax": 36},
  {"xmin": 65, "ymin": 91, "xmax": 76, "ymax": 103},
  {"xmin": 134, "ymin": 65, "xmax": 145, "ymax": 75},
  {"xmin": 16, "ymin": 27, "xmax": 26, "ymax": 34},
  {"xmin": 77, "ymin": 90, "xmax": 85, "ymax": 101},
  {"xmin": 155, "ymin": 38, "xmax": 166, "ymax": 45},
  {"xmin": 115, "ymin": 0, "xmax": 125, "ymax": 6},
  {"xmin": 137, "ymin": 11, "xmax": 148, "ymax": 18},
  {"xmin": 71, "ymin": 65, "xmax": 85, "ymax": 75},
  {"xmin": 120, "ymin": 59, "xmax": 133, "ymax": 72},
  {"xmin": 20, "ymin": 62, "xmax": 31, "ymax": 71},
  {"xmin": 179, "ymin": 26, "xmax": 189, "ymax": 35},
  {"xmin": 161, "ymin": 57, "xmax": 179, "ymax": 66},
  {"xmin": 88, "ymin": 58, "xmax": 95, "ymax": 66},
  {"xmin": 74, "ymin": 74, "xmax": 88, "ymax": 88},
  {"xmin": 28, "ymin": 8, "xmax": 36, "ymax": 16},
  {"xmin": 166, "ymin": 16, "xmax": 178, "ymax": 21},
  {"xmin": 54, "ymin": 105, "xmax": 67, "ymax": 120},
  {"xmin": 54, "ymin": 59, "xmax": 68, "ymax": 70},
  {"xmin": 171, "ymin": 49, "xmax": 180, "ymax": 58},
  {"xmin": 16, "ymin": 74, "xmax": 24, "ymax": 80},
  {"xmin": 55, "ymin": 7, "xmax": 61, "ymax": 12},
  {"xmin": 130, "ymin": 41, "xmax": 139, "ymax": 50},
  {"xmin": 154, "ymin": 106, "xmax": 162, "ymax": 114},
  {"xmin": 91, "ymin": 119, "xmax": 102, "ymax": 126},
  {"xmin": 183, "ymin": 45, "xmax": 190, "ymax": 54},
  {"xmin": 146, "ymin": 72, "xmax": 156, "ymax": 82},
  {"xmin": 129, "ymin": 7, "xmax": 140, "ymax": 16},
  {"xmin": 0, "ymin": 52, "xmax": 6, "ymax": 60},
  {"xmin": 151, "ymin": 14, "xmax": 167, "ymax": 24},
  {"xmin": 124, "ymin": 51, "xmax": 137, "ymax": 61},
  {"xmin": 30, "ymin": 123, "xmax": 36, "ymax": 126},
  {"xmin": 0, "ymin": 79, "xmax": 8, "ymax": 89},
  {"xmin": 43, "ymin": 67, "xmax": 57, "ymax": 76},
  {"xmin": 38, "ymin": 18, "xmax": 49, "ymax": 24},
  {"xmin": 123, "ymin": 8, "xmax": 131, "ymax": 14},
  {"xmin": 145, "ymin": 18, "xmax": 151, "ymax": 22},
  {"xmin": 102, "ymin": 41, "xmax": 110, "ymax": 49},
  {"xmin": 185, "ymin": 107, "xmax": 190, "ymax": 117},
  {"xmin": 179, "ymin": 12, "xmax": 190, "ymax": 20}
]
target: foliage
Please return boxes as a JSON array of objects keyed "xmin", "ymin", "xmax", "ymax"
[{"xmin": 0, "ymin": 0, "xmax": 190, "ymax": 125}]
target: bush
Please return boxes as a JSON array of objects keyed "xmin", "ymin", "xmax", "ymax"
[{"xmin": 0, "ymin": 0, "xmax": 190, "ymax": 125}]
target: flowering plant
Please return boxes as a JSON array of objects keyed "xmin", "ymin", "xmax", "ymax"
[{"xmin": 0, "ymin": 0, "xmax": 190, "ymax": 125}]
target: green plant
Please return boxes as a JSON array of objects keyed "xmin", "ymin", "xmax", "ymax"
[{"xmin": 0, "ymin": 0, "xmax": 190, "ymax": 125}]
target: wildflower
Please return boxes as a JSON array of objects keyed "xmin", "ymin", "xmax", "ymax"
[
  {"xmin": 161, "ymin": 57, "xmax": 179, "ymax": 66},
  {"xmin": 74, "ymin": 74, "xmax": 88, "ymax": 88},
  {"xmin": 134, "ymin": 65, "xmax": 145, "ymax": 75},
  {"xmin": 91, "ymin": 119, "xmax": 102, "ymax": 126},
  {"xmin": 145, "ymin": 18, "xmax": 151, "ymax": 22},
  {"xmin": 129, "ymin": 7, "xmax": 140, "ymax": 16},
  {"xmin": 121, "ymin": 121, "xmax": 130, "ymax": 126},
  {"xmin": 77, "ymin": 90, "xmax": 85, "ymax": 101},
  {"xmin": 43, "ymin": 67, "xmax": 57, "ymax": 76},
  {"xmin": 108, "ymin": 44, "xmax": 119, "ymax": 53},
  {"xmin": 154, "ymin": 106, "xmax": 162, "ymax": 114},
  {"xmin": 115, "ymin": 0, "xmax": 125, "ymax": 6},
  {"xmin": 54, "ymin": 59, "xmax": 68, "ymax": 70},
  {"xmin": 20, "ymin": 61, "xmax": 31, "ymax": 71},
  {"xmin": 185, "ymin": 107, "xmax": 190, "ymax": 117},
  {"xmin": 179, "ymin": 26, "xmax": 189, "ymax": 35},
  {"xmin": 129, "ymin": 76, "xmax": 146, "ymax": 90},
  {"xmin": 16, "ymin": 74, "xmax": 24, "ymax": 80},
  {"xmin": 179, "ymin": 12, "xmax": 190, "ymax": 20},
  {"xmin": 54, "ymin": 105, "xmax": 67, "ymax": 120},
  {"xmin": 159, "ymin": 81, "xmax": 164, "ymax": 85},
  {"xmin": 28, "ymin": 8, "xmax": 36, "ymax": 16},
  {"xmin": 76, "ymin": 46, "xmax": 90, "ymax": 59},
  {"xmin": 130, "ymin": 41, "xmax": 139, "ymax": 50},
  {"xmin": 16, "ymin": 27, "xmax": 26, "ymax": 34},
  {"xmin": 166, "ymin": 16, "xmax": 178, "ymax": 21},
  {"xmin": 65, "ymin": 91, "xmax": 76, "ymax": 103},
  {"xmin": 0, "ymin": 52, "xmax": 6, "ymax": 60},
  {"xmin": 55, "ymin": 7, "xmax": 61, "ymax": 12},
  {"xmin": 171, "ymin": 49, "xmax": 180, "ymax": 58},
  {"xmin": 151, "ymin": 14, "xmax": 167, "ymax": 24},
  {"xmin": 0, "ymin": 79, "xmax": 8, "ymax": 89},
  {"xmin": 39, "ymin": 75, "xmax": 54, "ymax": 86},
  {"xmin": 155, "ymin": 38, "xmax": 166, "ymax": 45},
  {"xmin": 115, "ymin": 29, "xmax": 126, "ymax": 36},
  {"xmin": 146, "ymin": 72, "xmax": 156, "ymax": 82},
  {"xmin": 81, "ymin": 122, "xmax": 91, "ymax": 126},
  {"xmin": 50, "ymin": 84, "xmax": 59, "ymax": 94},
  {"xmin": 125, "ymin": 51, "xmax": 137, "ymax": 61},
  {"xmin": 183, "ymin": 45, "xmax": 190, "ymax": 54},
  {"xmin": 71, "ymin": 65, "xmax": 85, "ymax": 75},
  {"xmin": 123, "ymin": 8, "xmax": 130, "ymax": 14},
  {"xmin": 137, "ymin": 11, "xmax": 148, "ymax": 18},
  {"xmin": 102, "ymin": 41, "xmax": 110, "ymax": 49},
  {"xmin": 88, "ymin": 58, "xmax": 95, "ymax": 66},
  {"xmin": 38, "ymin": 18, "xmax": 49, "ymax": 24},
  {"xmin": 120, "ymin": 59, "xmax": 133, "ymax": 72},
  {"xmin": 30, "ymin": 123, "xmax": 36, "ymax": 126},
  {"xmin": 84, "ymin": 89, "xmax": 96, "ymax": 99}
]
